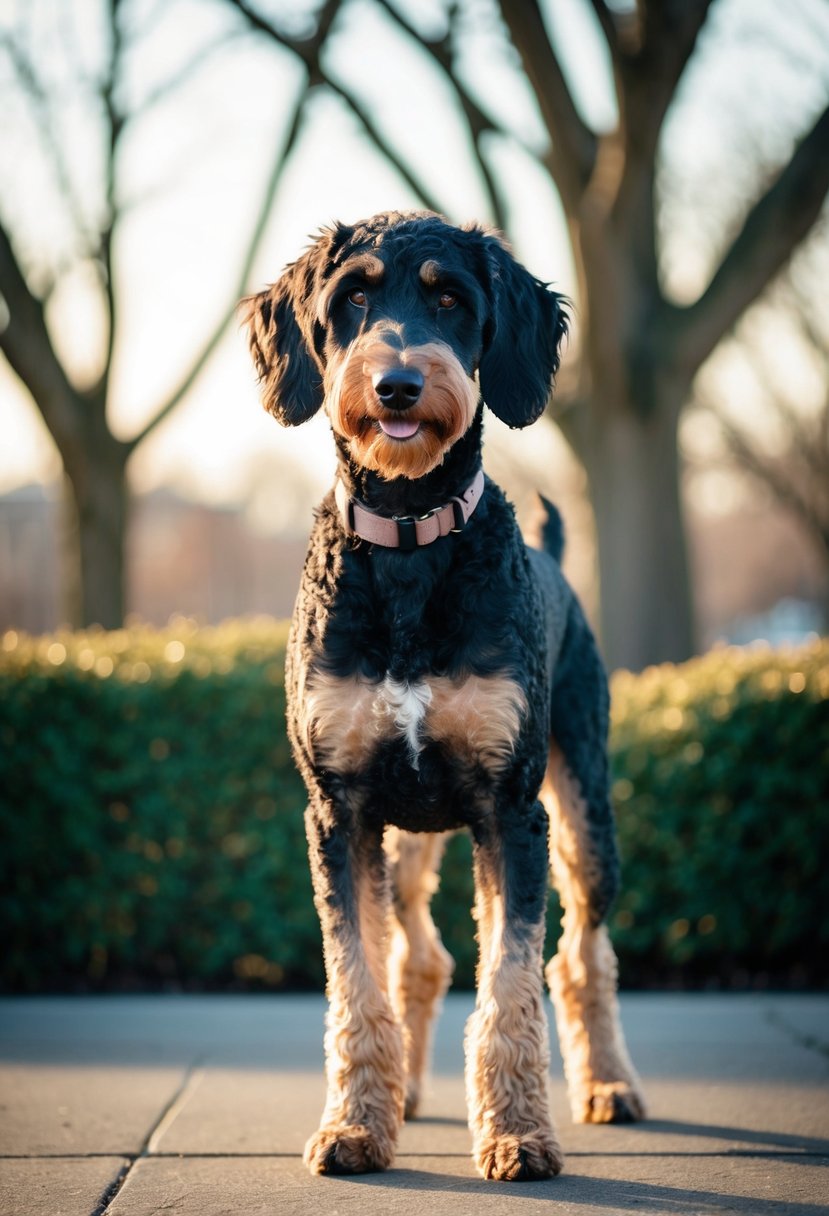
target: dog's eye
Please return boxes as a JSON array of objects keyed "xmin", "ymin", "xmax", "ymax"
[
  {"xmin": 347, "ymin": 288, "xmax": 367, "ymax": 308},
  {"xmin": 438, "ymin": 290, "xmax": 458, "ymax": 310}
]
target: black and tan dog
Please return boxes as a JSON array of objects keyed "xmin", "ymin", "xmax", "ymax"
[{"xmin": 243, "ymin": 210, "xmax": 645, "ymax": 1182}]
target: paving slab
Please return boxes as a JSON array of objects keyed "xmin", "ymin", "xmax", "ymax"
[
  {"xmin": 1, "ymin": 994, "xmax": 827, "ymax": 1216},
  {"xmin": 147, "ymin": 1070, "xmax": 829, "ymax": 1160},
  {"xmin": 0, "ymin": 1064, "xmax": 189, "ymax": 1155},
  {"xmin": 0, "ymin": 1157, "xmax": 127, "ymax": 1216},
  {"xmin": 151, "ymin": 1068, "xmax": 327, "ymax": 1155},
  {"xmin": 103, "ymin": 1153, "xmax": 829, "ymax": 1216}
]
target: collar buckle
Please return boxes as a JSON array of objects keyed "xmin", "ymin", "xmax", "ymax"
[
  {"xmin": 450, "ymin": 499, "xmax": 466, "ymax": 532},
  {"xmin": 392, "ymin": 515, "xmax": 417, "ymax": 551}
]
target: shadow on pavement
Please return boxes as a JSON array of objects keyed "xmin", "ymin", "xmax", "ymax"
[
  {"xmin": 621, "ymin": 1117, "xmax": 829, "ymax": 1158},
  {"xmin": 321, "ymin": 1164, "xmax": 829, "ymax": 1213}
]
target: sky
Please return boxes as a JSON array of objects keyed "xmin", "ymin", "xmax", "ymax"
[{"xmin": 1, "ymin": 0, "xmax": 828, "ymax": 532}]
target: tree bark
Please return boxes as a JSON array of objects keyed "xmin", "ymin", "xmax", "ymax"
[
  {"xmin": 582, "ymin": 379, "xmax": 693, "ymax": 670},
  {"xmin": 61, "ymin": 419, "xmax": 130, "ymax": 630},
  {"xmin": 559, "ymin": 168, "xmax": 696, "ymax": 670},
  {"xmin": 74, "ymin": 468, "xmax": 128, "ymax": 631}
]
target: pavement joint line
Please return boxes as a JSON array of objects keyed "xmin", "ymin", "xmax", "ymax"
[
  {"xmin": 88, "ymin": 1058, "xmax": 204, "ymax": 1216},
  {"xmin": 765, "ymin": 1008, "xmax": 829, "ymax": 1063},
  {"xmin": 88, "ymin": 1160, "xmax": 131, "ymax": 1216},
  {"xmin": 145, "ymin": 1064, "xmax": 206, "ymax": 1154}
]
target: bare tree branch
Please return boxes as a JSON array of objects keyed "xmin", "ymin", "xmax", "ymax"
[
  {"xmin": 93, "ymin": 0, "xmax": 125, "ymax": 409},
  {"xmin": 774, "ymin": 398, "xmax": 829, "ymax": 489},
  {"xmin": 587, "ymin": 0, "xmax": 620, "ymax": 58},
  {"xmin": 125, "ymin": 83, "xmax": 310, "ymax": 453},
  {"xmin": 696, "ymin": 258, "xmax": 829, "ymax": 564},
  {"xmin": 132, "ymin": 27, "xmax": 248, "ymax": 117},
  {"xmin": 610, "ymin": 0, "xmax": 714, "ymax": 264},
  {"xmin": 621, "ymin": 0, "xmax": 714, "ymax": 159},
  {"xmin": 675, "ymin": 103, "xmax": 829, "ymax": 375},
  {"xmin": 227, "ymin": 0, "xmax": 444, "ymax": 212},
  {"xmin": 375, "ymin": 0, "xmax": 507, "ymax": 227},
  {"xmin": 326, "ymin": 80, "xmax": 444, "ymax": 212},
  {"xmin": 498, "ymin": 0, "xmax": 597, "ymax": 213},
  {"xmin": 794, "ymin": 305, "xmax": 829, "ymax": 376},
  {"xmin": 729, "ymin": 288, "xmax": 829, "ymax": 497},
  {"xmin": 711, "ymin": 405, "xmax": 829, "ymax": 553},
  {"xmin": 0, "ymin": 31, "xmax": 95, "ymax": 266},
  {"xmin": 0, "ymin": 218, "xmax": 88, "ymax": 459},
  {"xmin": 587, "ymin": 0, "xmax": 641, "ymax": 59},
  {"xmin": 226, "ymin": 0, "xmax": 338, "ymax": 77},
  {"xmin": 374, "ymin": 2, "xmax": 479, "ymax": 133}
]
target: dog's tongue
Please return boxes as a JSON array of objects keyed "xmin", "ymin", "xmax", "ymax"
[{"xmin": 379, "ymin": 417, "xmax": 420, "ymax": 439}]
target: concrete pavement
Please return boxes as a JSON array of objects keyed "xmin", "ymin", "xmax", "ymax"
[{"xmin": 1, "ymin": 993, "xmax": 827, "ymax": 1215}]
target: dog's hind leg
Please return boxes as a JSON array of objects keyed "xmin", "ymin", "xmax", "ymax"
[
  {"xmin": 385, "ymin": 828, "xmax": 454, "ymax": 1119},
  {"xmin": 465, "ymin": 803, "xmax": 564, "ymax": 1181},
  {"xmin": 303, "ymin": 802, "xmax": 404, "ymax": 1175},
  {"xmin": 544, "ymin": 608, "xmax": 646, "ymax": 1124}
]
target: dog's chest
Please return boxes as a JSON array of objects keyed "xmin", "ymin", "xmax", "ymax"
[{"xmin": 301, "ymin": 669, "xmax": 527, "ymax": 778}]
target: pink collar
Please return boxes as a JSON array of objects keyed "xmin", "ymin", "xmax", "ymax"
[{"xmin": 334, "ymin": 468, "xmax": 485, "ymax": 550}]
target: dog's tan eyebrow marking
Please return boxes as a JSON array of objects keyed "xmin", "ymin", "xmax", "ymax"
[
  {"xmin": 352, "ymin": 253, "xmax": 385, "ymax": 282},
  {"xmin": 316, "ymin": 254, "xmax": 386, "ymax": 323},
  {"xmin": 419, "ymin": 260, "xmax": 442, "ymax": 286}
]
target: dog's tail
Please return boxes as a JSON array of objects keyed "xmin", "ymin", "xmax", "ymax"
[{"xmin": 538, "ymin": 495, "xmax": 565, "ymax": 563}]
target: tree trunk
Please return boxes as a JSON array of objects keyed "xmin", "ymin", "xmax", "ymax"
[
  {"xmin": 75, "ymin": 463, "xmax": 128, "ymax": 631},
  {"xmin": 62, "ymin": 429, "xmax": 130, "ymax": 630},
  {"xmin": 582, "ymin": 382, "xmax": 695, "ymax": 672},
  {"xmin": 559, "ymin": 156, "xmax": 697, "ymax": 672}
]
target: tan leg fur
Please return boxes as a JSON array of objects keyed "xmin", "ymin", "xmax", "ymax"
[
  {"xmin": 542, "ymin": 745, "xmax": 646, "ymax": 1124},
  {"xmin": 304, "ymin": 816, "xmax": 405, "ymax": 1174},
  {"xmin": 465, "ymin": 842, "xmax": 563, "ymax": 1181},
  {"xmin": 385, "ymin": 828, "xmax": 454, "ymax": 1119}
]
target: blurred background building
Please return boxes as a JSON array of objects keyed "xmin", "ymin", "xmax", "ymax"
[{"xmin": 1, "ymin": 471, "xmax": 823, "ymax": 647}]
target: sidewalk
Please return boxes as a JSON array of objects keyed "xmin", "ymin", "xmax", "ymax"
[{"xmin": 1, "ymin": 993, "xmax": 827, "ymax": 1215}]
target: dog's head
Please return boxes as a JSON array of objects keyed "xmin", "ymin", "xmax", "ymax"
[{"xmin": 242, "ymin": 211, "xmax": 567, "ymax": 480}]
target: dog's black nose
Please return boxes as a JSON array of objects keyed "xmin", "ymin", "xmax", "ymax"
[{"xmin": 372, "ymin": 367, "xmax": 424, "ymax": 410}]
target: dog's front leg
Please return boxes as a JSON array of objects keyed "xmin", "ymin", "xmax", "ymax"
[
  {"xmin": 465, "ymin": 800, "xmax": 563, "ymax": 1182},
  {"xmin": 303, "ymin": 802, "xmax": 404, "ymax": 1175}
]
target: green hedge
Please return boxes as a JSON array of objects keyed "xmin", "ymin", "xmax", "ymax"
[
  {"xmin": 609, "ymin": 645, "xmax": 829, "ymax": 988},
  {"xmin": 1, "ymin": 621, "xmax": 827, "ymax": 991}
]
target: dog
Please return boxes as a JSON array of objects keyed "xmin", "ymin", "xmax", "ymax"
[{"xmin": 243, "ymin": 210, "xmax": 645, "ymax": 1182}]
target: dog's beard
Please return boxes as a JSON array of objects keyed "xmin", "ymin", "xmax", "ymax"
[{"xmin": 325, "ymin": 340, "xmax": 478, "ymax": 480}]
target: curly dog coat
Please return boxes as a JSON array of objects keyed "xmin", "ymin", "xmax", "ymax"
[{"xmin": 243, "ymin": 210, "xmax": 645, "ymax": 1182}]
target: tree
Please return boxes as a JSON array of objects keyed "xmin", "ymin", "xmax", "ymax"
[
  {"xmin": 4, "ymin": 0, "xmax": 828, "ymax": 663},
  {"xmin": 694, "ymin": 246, "xmax": 829, "ymax": 622},
  {"xmin": 230, "ymin": 0, "xmax": 829, "ymax": 669},
  {"xmin": 0, "ymin": 0, "xmax": 332, "ymax": 627}
]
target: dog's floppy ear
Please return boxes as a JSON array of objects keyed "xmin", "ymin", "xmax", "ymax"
[
  {"xmin": 478, "ymin": 236, "xmax": 568, "ymax": 428},
  {"xmin": 242, "ymin": 270, "xmax": 322, "ymax": 426},
  {"xmin": 242, "ymin": 229, "xmax": 344, "ymax": 426}
]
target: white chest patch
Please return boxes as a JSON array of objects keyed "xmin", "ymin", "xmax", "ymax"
[
  {"xmin": 377, "ymin": 676, "xmax": 433, "ymax": 767},
  {"xmin": 302, "ymin": 669, "xmax": 525, "ymax": 776}
]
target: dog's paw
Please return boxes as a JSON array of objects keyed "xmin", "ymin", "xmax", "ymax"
[
  {"xmin": 403, "ymin": 1081, "xmax": 421, "ymax": 1121},
  {"xmin": 303, "ymin": 1124, "xmax": 395, "ymax": 1175},
  {"xmin": 474, "ymin": 1130, "xmax": 564, "ymax": 1182},
  {"xmin": 574, "ymin": 1081, "xmax": 647, "ymax": 1124}
]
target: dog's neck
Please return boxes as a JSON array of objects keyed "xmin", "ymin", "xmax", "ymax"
[{"xmin": 333, "ymin": 408, "xmax": 485, "ymax": 518}]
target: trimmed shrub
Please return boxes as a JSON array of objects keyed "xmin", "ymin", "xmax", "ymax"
[
  {"xmin": 0, "ymin": 620, "xmax": 318, "ymax": 991},
  {"xmin": 1, "ymin": 622, "xmax": 826, "ymax": 991},
  {"xmin": 608, "ymin": 644, "xmax": 829, "ymax": 988}
]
